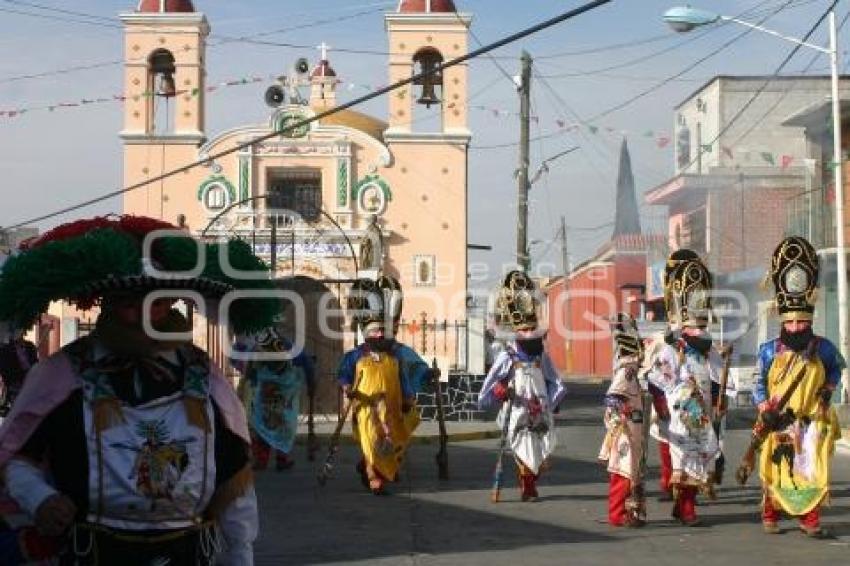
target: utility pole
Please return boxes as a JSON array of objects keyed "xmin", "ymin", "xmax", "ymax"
[
  {"xmin": 559, "ymin": 215, "xmax": 569, "ymax": 276},
  {"xmin": 516, "ymin": 51, "xmax": 532, "ymax": 272}
]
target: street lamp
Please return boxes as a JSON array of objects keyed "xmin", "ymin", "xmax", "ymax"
[{"xmin": 664, "ymin": 5, "xmax": 849, "ymax": 401}]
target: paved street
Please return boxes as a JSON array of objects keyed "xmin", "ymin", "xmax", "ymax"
[{"xmin": 255, "ymin": 381, "xmax": 850, "ymax": 565}]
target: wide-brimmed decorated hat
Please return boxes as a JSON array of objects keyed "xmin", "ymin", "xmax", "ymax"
[
  {"xmin": 664, "ymin": 249, "xmax": 712, "ymax": 328},
  {"xmin": 0, "ymin": 215, "xmax": 280, "ymax": 333},
  {"xmin": 496, "ymin": 270, "xmax": 539, "ymax": 332},
  {"xmin": 347, "ymin": 275, "xmax": 403, "ymax": 330},
  {"xmin": 611, "ymin": 312, "xmax": 642, "ymax": 359},
  {"xmin": 770, "ymin": 236, "xmax": 819, "ymax": 322}
]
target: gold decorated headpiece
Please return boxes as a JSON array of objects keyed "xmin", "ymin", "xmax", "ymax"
[
  {"xmin": 663, "ymin": 249, "xmax": 712, "ymax": 328},
  {"xmin": 496, "ymin": 270, "xmax": 539, "ymax": 331},
  {"xmin": 770, "ymin": 236, "xmax": 818, "ymax": 322}
]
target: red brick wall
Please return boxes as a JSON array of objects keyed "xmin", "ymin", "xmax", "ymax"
[{"xmin": 708, "ymin": 186, "xmax": 799, "ymax": 274}]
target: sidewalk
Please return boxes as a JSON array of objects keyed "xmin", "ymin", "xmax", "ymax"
[{"xmin": 295, "ymin": 418, "xmax": 500, "ymax": 445}]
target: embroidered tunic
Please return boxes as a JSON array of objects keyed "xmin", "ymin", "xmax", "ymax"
[
  {"xmin": 661, "ymin": 343, "xmax": 720, "ymax": 486},
  {"xmin": 599, "ymin": 355, "xmax": 646, "ymax": 481},
  {"xmin": 479, "ymin": 348, "xmax": 566, "ymax": 475},
  {"xmin": 0, "ymin": 337, "xmax": 256, "ymax": 564},
  {"xmin": 645, "ymin": 334, "xmax": 674, "ymax": 445},
  {"xmin": 755, "ymin": 338, "xmax": 844, "ymax": 515}
]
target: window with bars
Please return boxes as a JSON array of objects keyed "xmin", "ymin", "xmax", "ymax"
[{"xmin": 267, "ymin": 169, "xmax": 322, "ymax": 222}]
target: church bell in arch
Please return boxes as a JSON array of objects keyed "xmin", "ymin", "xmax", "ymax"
[
  {"xmin": 413, "ymin": 48, "xmax": 443, "ymax": 108},
  {"xmin": 150, "ymin": 49, "xmax": 177, "ymax": 98}
]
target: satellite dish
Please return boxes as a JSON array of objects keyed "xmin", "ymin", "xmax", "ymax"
[
  {"xmin": 294, "ymin": 57, "xmax": 310, "ymax": 76},
  {"xmin": 264, "ymin": 85, "xmax": 285, "ymax": 108}
]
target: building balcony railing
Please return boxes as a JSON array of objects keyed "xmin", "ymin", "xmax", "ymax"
[{"xmin": 785, "ymin": 191, "xmax": 836, "ymax": 249}]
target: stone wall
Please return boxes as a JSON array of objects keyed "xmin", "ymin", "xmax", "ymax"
[{"xmin": 417, "ymin": 373, "xmax": 488, "ymax": 422}]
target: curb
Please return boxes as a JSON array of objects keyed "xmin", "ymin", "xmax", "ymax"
[{"xmin": 294, "ymin": 429, "xmax": 500, "ymax": 446}]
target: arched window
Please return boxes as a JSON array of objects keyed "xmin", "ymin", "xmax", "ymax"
[
  {"xmin": 148, "ymin": 49, "xmax": 176, "ymax": 134},
  {"xmin": 205, "ymin": 184, "xmax": 227, "ymax": 210},
  {"xmin": 411, "ymin": 47, "xmax": 444, "ymax": 133}
]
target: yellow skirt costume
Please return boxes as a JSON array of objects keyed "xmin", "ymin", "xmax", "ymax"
[
  {"xmin": 352, "ymin": 352, "xmax": 420, "ymax": 481},
  {"xmin": 758, "ymin": 351, "xmax": 841, "ymax": 516}
]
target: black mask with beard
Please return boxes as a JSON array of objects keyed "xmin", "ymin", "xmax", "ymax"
[
  {"xmin": 780, "ymin": 326, "xmax": 814, "ymax": 353},
  {"xmin": 366, "ymin": 337, "xmax": 395, "ymax": 353},
  {"xmin": 517, "ymin": 337, "xmax": 544, "ymax": 357},
  {"xmin": 683, "ymin": 330, "xmax": 712, "ymax": 356}
]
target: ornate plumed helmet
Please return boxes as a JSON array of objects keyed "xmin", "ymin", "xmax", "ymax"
[
  {"xmin": 664, "ymin": 249, "xmax": 713, "ymax": 328},
  {"xmin": 770, "ymin": 236, "xmax": 819, "ymax": 322},
  {"xmin": 611, "ymin": 312, "xmax": 643, "ymax": 359},
  {"xmin": 347, "ymin": 275, "xmax": 403, "ymax": 331},
  {"xmin": 496, "ymin": 270, "xmax": 539, "ymax": 332}
]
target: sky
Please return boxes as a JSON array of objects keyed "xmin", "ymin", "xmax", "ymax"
[{"xmin": 0, "ymin": 0, "xmax": 844, "ymax": 288}]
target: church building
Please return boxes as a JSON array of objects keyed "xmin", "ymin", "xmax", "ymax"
[{"xmin": 116, "ymin": 0, "xmax": 474, "ymax": 383}]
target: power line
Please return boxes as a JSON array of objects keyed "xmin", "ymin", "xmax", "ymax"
[
  {"xmin": 535, "ymin": 0, "xmax": 789, "ymax": 79},
  {"xmin": 728, "ymin": 7, "xmax": 850, "ymax": 148},
  {"xmin": 0, "ymin": 2, "xmax": 393, "ymax": 84},
  {"xmin": 482, "ymin": 0, "xmax": 794, "ymax": 151},
  {"xmin": 681, "ymin": 0, "xmax": 841, "ymax": 175},
  {"xmin": 586, "ymin": 0, "xmax": 799, "ymax": 123},
  {"xmin": 0, "ymin": 5, "xmax": 121, "ymax": 28},
  {"xmin": 3, "ymin": 0, "xmax": 616, "ymax": 230},
  {"xmin": 1, "ymin": 0, "xmax": 116, "ymax": 23}
]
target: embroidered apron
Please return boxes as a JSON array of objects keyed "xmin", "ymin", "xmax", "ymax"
[
  {"xmin": 500, "ymin": 360, "xmax": 556, "ymax": 475},
  {"xmin": 250, "ymin": 363, "xmax": 305, "ymax": 454},
  {"xmin": 80, "ymin": 358, "xmax": 216, "ymax": 531},
  {"xmin": 758, "ymin": 350, "xmax": 841, "ymax": 515},
  {"xmin": 667, "ymin": 353, "xmax": 719, "ymax": 485}
]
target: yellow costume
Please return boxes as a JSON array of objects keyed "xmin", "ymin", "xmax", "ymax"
[
  {"xmin": 352, "ymin": 352, "xmax": 420, "ymax": 481},
  {"xmin": 758, "ymin": 347, "xmax": 841, "ymax": 516}
]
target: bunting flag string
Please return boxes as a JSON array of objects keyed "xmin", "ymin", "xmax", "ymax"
[
  {"xmin": 0, "ymin": 75, "xmax": 273, "ymax": 120},
  {"xmin": 2, "ymin": 75, "xmax": 680, "ymax": 150}
]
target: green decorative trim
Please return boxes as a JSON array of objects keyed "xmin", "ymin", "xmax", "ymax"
[
  {"xmin": 351, "ymin": 174, "xmax": 392, "ymax": 203},
  {"xmin": 337, "ymin": 159, "xmax": 349, "ymax": 207},
  {"xmin": 239, "ymin": 158, "xmax": 250, "ymax": 202},
  {"xmin": 275, "ymin": 111, "xmax": 310, "ymax": 138},
  {"xmin": 197, "ymin": 175, "xmax": 237, "ymax": 204}
]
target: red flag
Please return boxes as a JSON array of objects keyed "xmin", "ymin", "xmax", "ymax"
[
  {"xmin": 781, "ymin": 155, "xmax": 794, "ymax": 169},
  {"xmin": 656, "ymin": 136, "xmax": 671, "ymax": 148}
]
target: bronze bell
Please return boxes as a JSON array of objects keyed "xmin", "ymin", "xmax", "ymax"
[
  {"xmin": 156, "ymin": 71, "xmax": 177, "ymax": 98},
  {"xmin": 416, "ymin": 78, "xmax": 440, "ymax": 108},
  {"xmin": 414, "ymin": 50, "xmax": 443, "ymax": 108}
]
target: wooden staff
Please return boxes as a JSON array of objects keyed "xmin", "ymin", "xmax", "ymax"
[
  {"xmin": 491, "ymin": 385, "xmax": 514, "ymax": 503},
  {"xmin": 306, "ymin": 383, "xmax": 318, "ymax": 462},
  {"xmin": 317, "ymin": 371, "xmax": 362, "ymax": 487},
  {"xmin": 735, "ymin": 344, "xmax": 813, "ymax": 485},
  {"xmin": 432, "ymin": 358, "xmax": 449, "ymax": 480},
  {"xmin": 712, "ymin": 344, "xmax": 733, "ymax": 485}
]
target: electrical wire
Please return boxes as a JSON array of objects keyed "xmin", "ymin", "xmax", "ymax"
[
  {"xmin": 1, "ymin": 0, "xmax": 116, "ymax": 22},
  {"xmin": 681, "ymin": 0, "xmax": 841, "ymax": 175},
  {"xmin": 586, "ymin": 0, "xmax": 799, "ymax": 123}
]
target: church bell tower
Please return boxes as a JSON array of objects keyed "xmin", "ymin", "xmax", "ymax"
[{"xmin": 120, "ymin": 0, "xmax": 209, "ymax": 220}]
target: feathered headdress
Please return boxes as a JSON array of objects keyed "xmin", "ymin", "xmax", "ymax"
[{"xmin": 0, "ymin": 215, "xmax": 280, "ymax": 333}]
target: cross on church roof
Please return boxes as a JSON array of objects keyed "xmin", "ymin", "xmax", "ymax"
[{"xmin": 318, "ymin": 42, "xmax": 331, "ymax": 62}]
